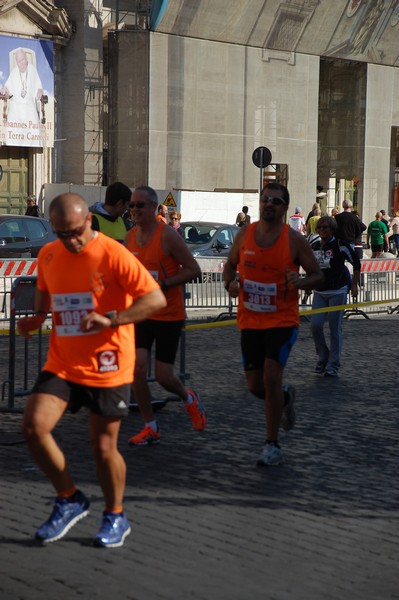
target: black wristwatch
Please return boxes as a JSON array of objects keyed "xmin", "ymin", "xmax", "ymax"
[{"xmin": 104, "ymin": 310, "xmax": 120, "ymax": 328}]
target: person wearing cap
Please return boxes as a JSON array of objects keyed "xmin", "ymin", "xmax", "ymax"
[
  {"xmin": 288, "ymin": 206, "xmax": 306, "ymax": 235},
  {"xmin": 25, "ymin": 195, "xmax": 41, "ymax": 218},
  {"xmin": 224, "ymin": 182, "xmax": 323, "ymax": 467}
]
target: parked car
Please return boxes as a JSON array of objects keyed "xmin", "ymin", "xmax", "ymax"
[
  {"xmin": 181, "ymin": 221, "xmax": 239, "ymax": 282},
  {"xmin": 180, "ymin": 221, "xmax": 239, "ymax": 258},
  {"xmin": 0, "ymin": 214, "xmax": 56, "ymax": 258}
]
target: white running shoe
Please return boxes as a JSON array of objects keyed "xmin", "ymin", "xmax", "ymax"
[{"xmin": 257, "ymin": 443, "xmax": 284, "ymax": 466}]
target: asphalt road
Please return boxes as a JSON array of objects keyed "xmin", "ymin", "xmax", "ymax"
[{"xmin": 0, "ymin": 314, "xmax": 398, "ymax": 600}]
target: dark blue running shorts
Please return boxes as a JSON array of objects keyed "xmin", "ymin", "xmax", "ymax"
[{"xmin": 241, "ymin": 326, "xmax": 298, "ymax": 370}]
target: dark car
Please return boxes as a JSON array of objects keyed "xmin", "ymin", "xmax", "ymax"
[
  {"xmin": 0, "ymin": 214, "xmax": 56, "ymax": 258},
  {"xmin": 181, "ymin": 221, "xmax": 239, "ymax": 258}
]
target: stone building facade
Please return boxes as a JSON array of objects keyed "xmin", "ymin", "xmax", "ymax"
[{"xmin": 1, "ymin": 0, "xmax": 399, "ymax": 223}]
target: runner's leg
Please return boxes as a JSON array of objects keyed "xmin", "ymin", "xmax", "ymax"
[
  {"xmin": 22, "ymin": 393, "xmax": 74, "ymax": 492},
  {"xmin": 89, "ymin": 414, "xmax": 125, "ymax": 512}
]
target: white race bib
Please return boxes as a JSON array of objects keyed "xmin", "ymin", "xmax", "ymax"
[
  {"xmin": 52, "ymin": 292, "xmax": 95, "ymax": 336},
  {"xmin": 243, "ymin": 279, "xmax": 277, "ymax": 312}
]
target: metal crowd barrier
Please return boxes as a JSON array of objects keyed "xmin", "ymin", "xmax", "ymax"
[
  {"xmin": 2, "ymin": 258, "xmax": 399, "ymax": 321},
  {"xmin": 2, "ymin": 258, "xmax": 399, "ymax": 412},
  {"xmin": 0, "ymin": 258, "xmax": 38, "ymax": 321},
  {"xmin": 1, "ymin": 276, "xmax": 45, "ymax": 412}
]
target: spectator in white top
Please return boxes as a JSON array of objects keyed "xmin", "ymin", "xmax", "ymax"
[{"xmin": 288, "ymin": 206, "xmax": 306, "ymax": 235}]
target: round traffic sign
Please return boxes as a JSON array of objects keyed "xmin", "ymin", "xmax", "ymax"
[{"xmin": 252, "ymin": 146, "xmax": 272, "ymax": 169}]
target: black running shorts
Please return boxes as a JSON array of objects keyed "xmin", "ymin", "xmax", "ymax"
[
  {"xmin": 31, "ymin": 371, "xmax": 130, "ymax": 417},
  {"xmin": 241, "ymin": 326, "xmax": 298, "ymax": 370},
  {"xmin": 134, "ymin": 319, "xmax": 184, "ymax": 364}
]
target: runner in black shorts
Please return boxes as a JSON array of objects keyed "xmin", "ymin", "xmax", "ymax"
[
  {"xmin": 125, "ymin": 185, "xmax": 207, "ymax": 446},
  {"xmin": 17, "ymin": 192, "xmax": 165, "ymax": 548}
]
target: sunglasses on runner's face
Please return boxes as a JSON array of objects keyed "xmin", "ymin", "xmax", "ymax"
[
  {"xmin": 129, "ymin": 201, "xmax": 146, "ymax": 209},
  {"xmin": 261, "ymin": 195, "xmax": 286, "ymax": 206},
  {"xmin": 53, "ymin": 219, "xmax": 88, "ymax": 239},
  {"xmin": 317, "ymin": 225, "xmax": 330, "ymax": 230}
]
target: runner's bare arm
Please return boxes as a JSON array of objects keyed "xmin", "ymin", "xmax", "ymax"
[
  {"xmin": 288, "ymin": 230, "xmax": 323, "ymax": 290},
  {"xmin": 17, "ymin": 289, "xmax": 51, "ymax": 339},
  {"xmin": 80, "ymin": 288, "xmax": 166, "ymax": 332},
  {"xmin": 223, "ymin": 228, "xmax": 246, "ymax": 297},
  {"xmin": 162, "ymin": 226, "xmax": 201, "ymax": 287}
]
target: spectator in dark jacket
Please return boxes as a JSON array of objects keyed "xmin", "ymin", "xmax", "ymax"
[{"xmin": 25, "ymin": 195, "xmax": 41, "ymax": 217}]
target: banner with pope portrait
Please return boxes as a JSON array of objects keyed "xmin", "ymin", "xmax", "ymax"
[{"xmin": 0, "ymin": 34, "xmax": 54, "ymax": 148}]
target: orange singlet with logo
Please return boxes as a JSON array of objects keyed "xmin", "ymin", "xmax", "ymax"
[
  {"xmin": 126, "ymin": 221, "xmax": 184, "ymax": 321},
  {"xmin": 237, "ymin": 223, "xmax": 299, "ymax": 330},
  {"xmin": 37, "ymin": 232, "xmax": 159, "ymax": 386}
]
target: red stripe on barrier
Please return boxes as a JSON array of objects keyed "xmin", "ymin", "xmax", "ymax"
[
  {"xmin": 15, "ymin": 261, "xmax": 27, "ymax": 276},
  {"xmin": 4, "ymin": 261, "xmax": 16, "ymax": 276},
  {"xmin": 27, "ymin": 262, "xmax": 38, "ymax": 275}
]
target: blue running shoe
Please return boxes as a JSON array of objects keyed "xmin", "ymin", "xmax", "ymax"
[
  {"xmin": 35, "ymin": 490, "xmax": 90, "ymax": 543},
  {"xmin": 94, "ymin": 512, "xmax": 131, "ymax": 548}
]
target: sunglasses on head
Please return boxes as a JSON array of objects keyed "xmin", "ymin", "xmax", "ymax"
[
  {"xmin": 129, "ymin": 201, "xmax": 146, "ymax": 209},
  {"xmin": 261, "ymin": 195, "xmax": 286, "ymax": 206}
]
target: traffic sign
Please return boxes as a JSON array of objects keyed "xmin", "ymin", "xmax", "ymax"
[
  {"xmin": 252, "ymin": 146, "xmax": 272, "ymax": 169},
  {"xmin": 163, "ymin": 192, "xmax": 176, "ymax": 207}
]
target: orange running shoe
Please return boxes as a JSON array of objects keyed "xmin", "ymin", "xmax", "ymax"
[
  {"xmin": 128, "ymin": 426, "xmax": 160, "ymax": 446},
  {"xmin": 184, "ymin": 390, "xmax": 207, "ymax": 431}
]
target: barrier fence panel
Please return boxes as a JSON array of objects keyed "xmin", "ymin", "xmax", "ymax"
[
  {"xmin": 0, "ymin": 259, "xmax": 38, "ymax": 321},
  {"xmin": 1, "ymin": 276, "xmax": 45, "ymax": 412}
]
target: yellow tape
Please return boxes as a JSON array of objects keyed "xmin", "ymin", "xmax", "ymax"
[
  {"xmin": 184, "ymin": 297, "xmax": 399, "ymax": 330},
  {"xmin": 2, "ymin": 297, "xmax": 399, "ymax": 335}
]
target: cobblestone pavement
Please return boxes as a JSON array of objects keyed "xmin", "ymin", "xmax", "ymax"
[{"xmin": 0, "ymin": 315, "xmax": 398, "ymax": 600}]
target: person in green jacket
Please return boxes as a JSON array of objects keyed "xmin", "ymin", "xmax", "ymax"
[{"xmin": 90, "ymin": 182, "xmax": 132, "ymax": 242}]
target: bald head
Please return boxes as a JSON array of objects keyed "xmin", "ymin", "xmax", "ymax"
[
  {"xmin": 49, "ymin": 193, "xmax": 89, "ymax": 221},
  {"xmin": 49, "ymin": 194, "xmax": 93, "ymax": 253}
]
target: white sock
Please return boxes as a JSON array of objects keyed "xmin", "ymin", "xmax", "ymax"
[{"xmin": 145, "ymin": 420, "xmax": 158, "ymax": 432}]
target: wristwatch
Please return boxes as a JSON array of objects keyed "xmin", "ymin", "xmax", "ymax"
[{"xmin": 104, "ymin": 310, "xmax": 120, "ymax": 328}]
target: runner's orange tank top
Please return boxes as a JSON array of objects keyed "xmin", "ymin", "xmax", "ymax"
[
  {"xmin": 237, "ymin": 223, "xmax": 299, "ymax": 330},
  {"xmin": 127, "ymin": 222, "xmax": 185, "ymax": 321}
]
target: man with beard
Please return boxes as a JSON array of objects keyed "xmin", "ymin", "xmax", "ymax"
[{"xmin": 223, "ymin": 183, "xmax": 322, "ymax": 466}]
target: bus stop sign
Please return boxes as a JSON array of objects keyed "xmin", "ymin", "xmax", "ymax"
[{"xmin": 252, "ymin": 146, "xmax": 272, "ymax": 169}]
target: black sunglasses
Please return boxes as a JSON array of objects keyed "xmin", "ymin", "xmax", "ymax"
[
  {"xmin": 53, "ymin": 218, "xmax": 88, "ymax": 239},
  {"xmin": 129, "ymin": 201, "xmax": 146, "ymax": 209},
  {"xmin": 261, "ymin": 195, "xmax": 286, "ymax": 206}
]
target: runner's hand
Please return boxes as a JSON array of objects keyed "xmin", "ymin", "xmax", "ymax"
[
  {"xmin": 17, "ymin": 315, "xmax": 46, "ymax": 339},
  {"xmin": 80, "ymin": 311, "xmax": 112, "ymax": 332}
]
